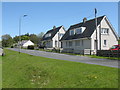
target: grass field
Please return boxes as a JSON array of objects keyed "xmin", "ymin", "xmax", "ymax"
[{"xmin": 2, "ymin": 49, "xmax": 118, "ymax": 88}]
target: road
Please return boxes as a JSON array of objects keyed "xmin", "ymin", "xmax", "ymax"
[{"xmin": 8, "ymin": 48, "xmax": 120, "ymax": 68}]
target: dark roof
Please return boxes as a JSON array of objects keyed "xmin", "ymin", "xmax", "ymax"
[
  {"xmin": 42, "ymin": 26, "xmax": 63, "ymax": 40},
  {"xmin": 61, "ymin": 15, "xmax": 105, "ymax": 40}
]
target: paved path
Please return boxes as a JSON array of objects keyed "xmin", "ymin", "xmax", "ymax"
[{"xmin": 8, "ymin": 48, "xmax": 120, "ymax": 68}]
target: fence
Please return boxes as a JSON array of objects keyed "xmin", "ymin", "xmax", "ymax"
[{"xmin": 97, "ymin": 50, "xmax": 120, "ymax": 57}]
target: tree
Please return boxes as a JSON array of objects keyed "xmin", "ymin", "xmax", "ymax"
[
  {"xmin": 37, "ymin": 32, "xmax": 44, "ymax": 39},
  {"xmin": 13, "ymin": 36, "xmax": 19, "ymax": 43},
  {"xmin": 2, "ymin": 34, "xmax": 13, "ymax": 47},
  {"xmin": 21, "ymin": 35, "xmax": 30, "ymax": 40},
  {"xmin": 29, "ymin": 34, "xmax": 39, "ymax": 44},
  {"xmin": 24, "ymin": 33, "xmax": 30, "ymax": 37},
  {"xmin": 37, "ymin": 32, "xmax": 44, "ymax": 44},
  {"xmin": 13, "ymin": 35, "xmax": 29, "ymax": 43}
]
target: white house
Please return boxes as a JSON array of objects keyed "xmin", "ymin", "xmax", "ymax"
[
  {"xmin": 42, "ymin": 25, "xmax": 66, "ymax": 49},
  {"xmin": 60, "ymin": 15, "xmax": 119, "ymax": 54},
  {"xmin": 18, "ymin": 40, "xmax": 34, "ymax": 48}
]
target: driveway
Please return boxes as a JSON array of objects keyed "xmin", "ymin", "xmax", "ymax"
[{"xmin": 8, "ymin": 48, "xmax": 120, "ymax": 68}]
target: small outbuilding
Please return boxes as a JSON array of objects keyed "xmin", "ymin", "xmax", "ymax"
[{"xmin": 18, "ymin": 40, "xmax": 34, "ymax": 48}]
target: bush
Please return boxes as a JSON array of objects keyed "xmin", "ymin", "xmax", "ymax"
[
  {"xmin": 27, "ymin": 45, "xmax": 34, "ymax": 50},
  {"xmin": 11, "ymin": 46, "xmax": 14, "ymax": 48},
  {"xmin": 52, "ymin": 48, "xmax": 60, "ymax": 53}
]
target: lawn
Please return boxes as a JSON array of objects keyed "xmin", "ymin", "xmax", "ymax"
[{"xmin": 2, "ymin": 49, "xmax": 118, "ymax": 88}]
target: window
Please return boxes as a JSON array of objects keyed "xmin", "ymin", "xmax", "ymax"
[
  {"xmin": 59, "ymin": 33, "xmax": 64, "ymax": 39},
  {"xmin": 60, "ymin": 33, "xmax": 64, "ymax": 37},
  {"xmin": 75, "ymin": 40, "xmax": 80, "ymax": 46},
  {"xmin": 47, "ymin": 41, "xmax": 50, "ymax": 46},
  {"xmin": 55, "ymin": 41, "xmax": 57, "ymax": 47},
  {"xmin": 45, "ymin": 33, "xmax": 51, "ymax": 38},
  {"xmin": 75, "ymin": 28, "xmax": 82, "ymax": 34},
  {"xmin": 101, "ymin": 28, "xmax": 109, "ymax": 34},
  {"xmin": 70, "ymin": 30, "xmax": 75, "ymax": 35},
  {"xmin": 104, "ymin": 40, "xmax": 107, "ymax": 46},
  {"xmin": 66, "ymin": 42, "xmax": 68, "ymax": 47},
  {"xmin": 81, "ymin": 40, "xmax": 84, "ymax": 46},
  {"xmin": 69, "ymin": 41, "xmax": 72, "ymax": 47}
]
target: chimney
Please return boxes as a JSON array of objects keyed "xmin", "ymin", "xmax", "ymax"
[
  {"xmin": 53, "ymin": 26, "xmax": 56, "ymax": 29},
  {"xmin": 83, "ymin": 17, "xmax": 87, "ymax": 23}
]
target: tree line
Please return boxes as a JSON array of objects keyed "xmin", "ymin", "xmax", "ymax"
[{"xmin": 1, "ymin": 32, "xmax": 44, "ymax": 47}]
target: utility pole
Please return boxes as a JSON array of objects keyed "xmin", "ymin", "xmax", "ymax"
[{"xmin": 95, "ymin": 8, "xmax": 98, "ymax": 55}]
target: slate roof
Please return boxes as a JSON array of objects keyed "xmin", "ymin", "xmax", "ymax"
[
  {"xmin": 42, "ymin": 26, "xmax": 63, "ymax": 40},
  {"xmin": 61, "ymin": 15, "xmax": 105, "ymax": 40}
]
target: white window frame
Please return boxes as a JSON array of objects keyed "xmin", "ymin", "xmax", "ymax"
[
  {"xmin": 70, "ymin": 29, "xmax": 75, "ymax": 36},
  {"xmin": 69, "ymin": 41, "xmax": 72, "ymax": 47},
  {"xmin": 45, "ymin": 33, "xmax": 51, "ymax": 38},
  {"xmin": 75, "ymin": 28, "xmax": 82, "ymax": 34},
  {"xmin": 101, "ymin": 28, "xmax": 109, "ymax": 34},
  {"xmin": 104, "ymin": 40, "xmax": 107, "ymax": 46}
]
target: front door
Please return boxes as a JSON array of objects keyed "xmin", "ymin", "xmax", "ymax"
[
  {"xmin": 61, "ymin": 42, "xmax": 63, "ymax": 48},
  {"xmin": 94, "ymin": 40, "xmax": 97, "ymax": 50}
]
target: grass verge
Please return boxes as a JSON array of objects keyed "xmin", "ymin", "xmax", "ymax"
[{"xmin": 2, "ymin": 49, "xmax": 118, "ymax": 88}]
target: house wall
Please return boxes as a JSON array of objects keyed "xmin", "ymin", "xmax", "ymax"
[
  {"xmin": 62, "ymin": 39, "xmax": 91, "ymax": 54},
  {"xmin": 45, "ymin": 40, "xmax": 53, "ymax": 48},
  {"xmin": 100, "ymin": 18, "xmax": 118, "ymax": 49},
  {"xmin": 91, "ymin": 17, "xmax": 118, "ymax": 53},
  {"xmin": 52, "ymin": 26, "xmax": 66, "ymax": 48},
  {"xmin": 62, "ymin": 16, "xmax": 118, "ymax": 55},
  {"xmin": 23, "ymin": 40, "xmax": 34, "ymax": 48}
]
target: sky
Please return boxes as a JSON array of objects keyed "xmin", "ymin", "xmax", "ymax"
[{"xmin": 2, "ymin": 2, "xmax": 119, "ymax": 37}]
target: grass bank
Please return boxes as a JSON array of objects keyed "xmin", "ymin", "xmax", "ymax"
[{"xmin": 2, "ymin": 49, "xmax": 118, "ymax": 88}]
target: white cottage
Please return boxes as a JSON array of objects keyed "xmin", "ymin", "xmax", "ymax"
[
  {"xmin": 42, "ymin": 26, "xmax": 66, "ymax": 49},
  {"xmin": 18, "ymin": 40, "xmax": 34, "ymax": 48},
  {"xmin": 60, "ymin": 15, "xmax": 119, "ymax": 54}
]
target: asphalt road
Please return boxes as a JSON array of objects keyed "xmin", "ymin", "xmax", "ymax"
[{"xmin": 8, "ymin": 48, "xmax": 120, "ymax": 68}]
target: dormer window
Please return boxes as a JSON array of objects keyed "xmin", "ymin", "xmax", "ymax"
[
  {"xmin": 76, "ymin": 28, "xmax": 82, "ymax": 34},
  {"xmin": 69, "ymin": 27, "xmax": 86, "ymax": 35},
  {"xmin": 70, "ymin": 30, "xmax": 75, "ymax": 35},
  {"xmin": 101, "ymin": 28, "xmax": 109, "ymax": 34},
  {"xmin": 75, "ymin": 27, "xmax": 86, "ymax": 34},
  {"xmin": 45, "ymin": 33, "xmax": 51, "ymax": 38}
]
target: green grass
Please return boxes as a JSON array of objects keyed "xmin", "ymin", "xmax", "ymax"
[
  {"xmin": 2, "ymin": 49, "xmax": 118, "ymax": 88},
  {"xmin": 0, "ymin": 56, "xmax": 2, "ymax": 89},
  {"xmin": 118, "ymin": 40, "xmax": 120, "ymax": 44},
  {"xmin": 85, "ymin": 55, "xmax": 120, "ymax": 60}
]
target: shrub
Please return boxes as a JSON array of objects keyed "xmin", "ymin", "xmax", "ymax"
[
  {"xmin": 11, "ymin": 46, "xmax": 14, "ymax": 48},
  {"xmin": 52, "ymin": 48, "xmax": 60, "ymax": 53},
  {"xmin": 27, "ymin": 45, "xmax": 34, "ymax": 50}
]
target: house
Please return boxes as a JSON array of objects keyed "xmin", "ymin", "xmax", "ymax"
[
  {"xmin": 42, "ymin": 25, "xmax": 66, "ymax": 49},
  {"xmin": 18, "ymin": 40, "xmax": 34, "ymax": 48},
  {"xmin": 60, "ymin": 15, "xmax": 119, "ymax": 54}
]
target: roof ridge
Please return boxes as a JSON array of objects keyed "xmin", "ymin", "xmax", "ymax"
[
  {"xmin": 70, "ymin": 15, "xmax": 105, "ymax": 27},
  {"xmin": 47, "ymin": 25, "xmax": 63, "ymax": 32}
]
